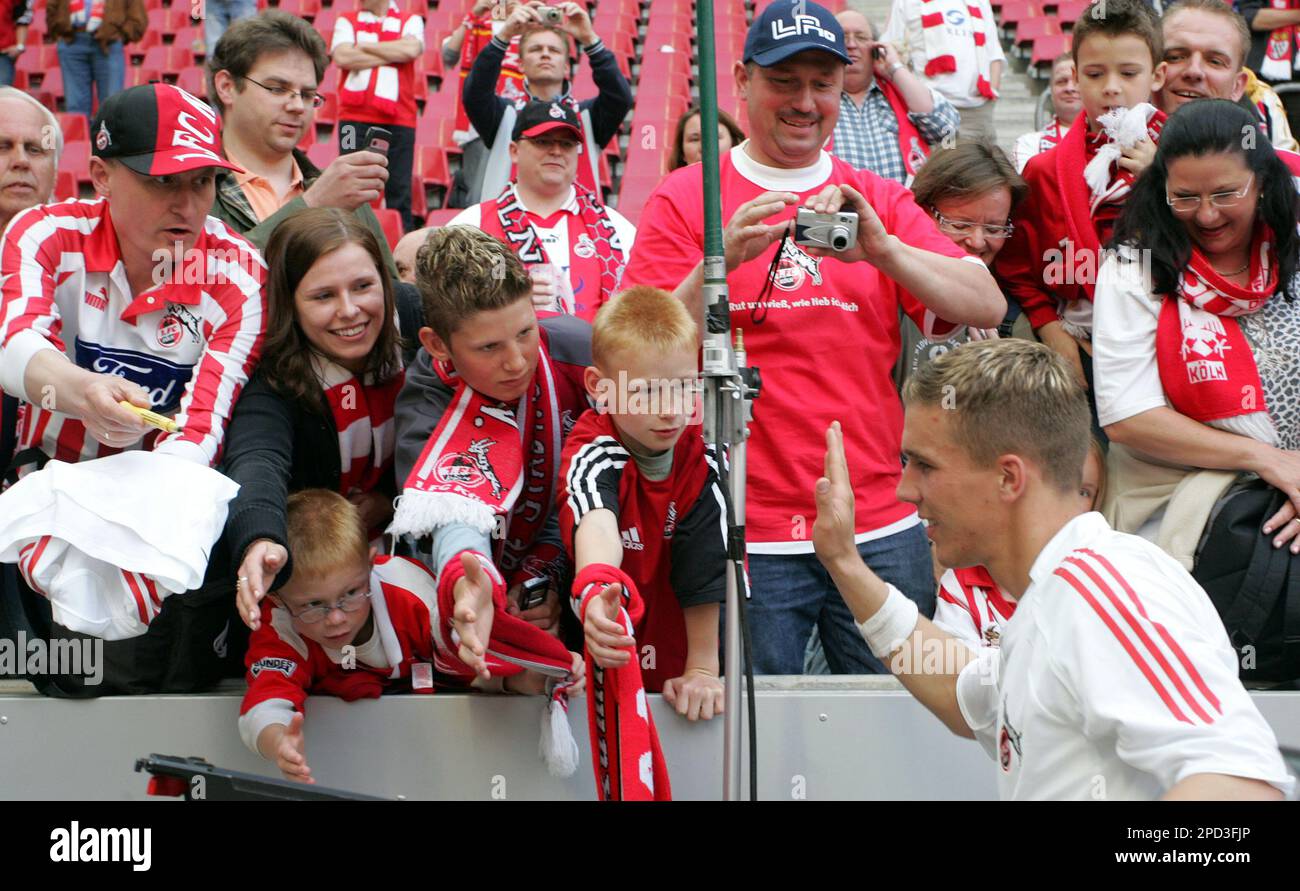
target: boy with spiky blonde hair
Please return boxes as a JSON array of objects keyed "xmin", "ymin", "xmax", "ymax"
[{"xmin": 558, "ymin": 286, "xmax": 727, "ymax": 800}]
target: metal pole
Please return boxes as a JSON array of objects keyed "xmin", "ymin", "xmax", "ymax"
[{"xmin": 694, "ymin": 0, "xmax": 747, "ymax": 801}]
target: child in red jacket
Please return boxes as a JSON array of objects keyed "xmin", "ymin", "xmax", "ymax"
[
  {"xmin": 239, "ymin": 489, "xmax": 577, "ymax": 783},
  {"xmin": 994, "ymin": 0, "xmax": 1164, "ymax": 385}
]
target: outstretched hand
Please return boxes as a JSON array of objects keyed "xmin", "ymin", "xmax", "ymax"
[
  {"xmin": 452, "ymin": 553, "xmax": 496, "ymax": 680},
  {"xmin": 583, "ymin": 581, "xmax": 634, "ymax": 668},
  {"xmin": 813, "ymin": 421, "xmax": 859, "ymax": 570}
]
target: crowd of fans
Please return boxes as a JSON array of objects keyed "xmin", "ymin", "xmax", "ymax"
[{"xmin": 0, "ymin": 0, "xmax": 1297, "ymax": 799}]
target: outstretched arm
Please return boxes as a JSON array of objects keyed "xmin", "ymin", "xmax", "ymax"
[{"xmin": 813, "ymin": 422, "xmax": 976, "ymax": 737}]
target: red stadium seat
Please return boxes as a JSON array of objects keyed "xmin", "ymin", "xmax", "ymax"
[
  {"xmin": 409, "ymin": 171, "xmax": 427, "ymax": 222},
  {"xmin": 1030, "ymin": 32, "xmax": 1072, "ymax": 73},
  {"xmin": 376, "ymin": 208, "xmax": 403, "ymax": 249},
  {"xmin": 126, "ymin": 67, "xmax": 162, "ymax": 88},
  {"xmin": 1056, "ymin": 0, "xmax": 1090, "ymax": 28},
  {"xmin": 306, "ymin": 141, "xmax": 336, "ymax": 170},
  {"xmin": 1013, "ymin": 17, "xmax": 1060, "ymax": 53},
  {"xmin": 166, "ymin": 4, "xmax": 197, "ymax": 31},
  {"xmin": 315, "ymin": 9, "xmax": 340, "ymax": 42},
  {"xmin": 176, "ymin": 68, "xmax": 208, "ymax": 99},
  {"xmin": 57, "ymin": 112, "xmax": 89, "ymax": 144},
  {"xmin": 17, "ymin": 43, "xmax": 58, "ymax": 73},
  {"xmin": 278, "ymin": 0, "xmax": 322, "ymax": 19},
  {"xmin": 173, "ymin": 26, "xmax": 203, "ymax": 54},
  {"xmin": 31, "ymin": 67, "xmax": 62, "ymax": 98},
  {"xmin": 61, "ymin": 141, "xmax": 91, "ymax": 185},
  {"xmin": 54, "ymin": 170, "xmax": 78, "ymax": 201},
  {"xmin": 996, "ymin": 0, "xmax": 1038, "ymax": 29},
  {"xmin": 423, "ymin": 208, "xmax": 462, "ymax": 227}
]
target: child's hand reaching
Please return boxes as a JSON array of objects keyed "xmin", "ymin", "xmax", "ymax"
[
  {"xmin": 452, "ymin": 553, "xmax": 496, "ymax": 680},
  {"xmin": 583, "ymin": 582, "xmax": 634, "ymax": 668},
  {"xmin": 662, "ymin": 669, "xmax": 725, "ymax": 721},
  {"xmin": 262, "ymin": 713, "xmax": 314, "ymax": 784}
]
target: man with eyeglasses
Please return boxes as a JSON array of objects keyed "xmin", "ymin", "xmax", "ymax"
[
  {"xmin": 205, "ymin": 10, "xmax": 397, "ymax": 277},
  {"xmin": 331, "ymin": 0, "xmax": 425, "ymax": 233},
  {"xmin": 829, "ymin": 9, "xmax": 960, "ymax": 184},
  {"xmin": 447, "ymin": 100, "xmax": 634, "ymax": 322}
]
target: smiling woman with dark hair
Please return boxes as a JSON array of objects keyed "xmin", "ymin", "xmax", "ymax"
[
  {"xmin": 1093, "ymin": 98, "xmax": 1300, "ymax": 555},
  {"xmin": 221, "ymin": 207, "xmax": 418, "ymax": 631}
]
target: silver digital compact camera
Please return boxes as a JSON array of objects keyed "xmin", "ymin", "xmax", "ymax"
[
  {"xmin": 793, "ymin": 208, "xmax": 858, "ymax": 252},
  {"xmin": 538, "ymin": 5, "xmax": 564, "ymax": 24}
]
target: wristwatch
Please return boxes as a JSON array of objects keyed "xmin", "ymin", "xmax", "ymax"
[{"xmin": 886, "ymin": 61, "xmax": 905, "ymax": 78}]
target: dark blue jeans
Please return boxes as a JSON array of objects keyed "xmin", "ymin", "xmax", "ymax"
[
  {"xmin": 57, "ymin": 32, "xmax": 125, "ymax": 123},
  {"xmin": 747, "ymin": 522, "xmax": 935, "ymax": 674}
]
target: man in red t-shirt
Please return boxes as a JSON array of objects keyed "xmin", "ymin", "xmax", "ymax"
[
  {"xmin": 622, "ymin": 0, "xmax": 1004, "ymax": 674},
  {"xmin": 332, "ymin": 0, "xmax": 425, "ymax": 232}
]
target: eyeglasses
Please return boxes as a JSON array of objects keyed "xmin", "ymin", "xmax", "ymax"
[
  {"xmin": 932, "ymin": 210, "xmax": 1015, "ymax": 240},
  {"xmin": 1166, "ymin": 173, "xmax": 1254, "ymax": 214},
  {"xmin": 241, "ymin": 75, "xmax": 326, "ymax": 108},
  {"xmin": 279, "ymin": 588, "xmax": 371, "ymax": 624}
]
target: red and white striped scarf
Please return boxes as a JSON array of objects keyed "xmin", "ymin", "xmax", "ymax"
[
  {"xmin": 1156, "ymin": 226, "xmax": 1277, "ymax": 427},
  {"xmin": 919, "ymin": 0, "xmax": 996, "ymax": 99},
  {"xmin": 572, "ymin": 563, "xmax": 672, "ymax": 801},
  {"xmin": 480, "ymin": 181, "xmax": 626, "ymax": 321},
  {"xmin": 389, "ymin": 344, "xmax": 561, "ymax": 575},
  {"xmin": 312, "ymin": 353, "xmax": 404, "ymax": 502},
  {"xmin": 1261, "ymin": 0, "xmax": 1300, "ymax": 82}
]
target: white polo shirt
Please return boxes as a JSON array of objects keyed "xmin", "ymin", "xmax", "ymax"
[{"xmin": 956, "ymin": 511, "xmax": 1294, "ymax": 800}]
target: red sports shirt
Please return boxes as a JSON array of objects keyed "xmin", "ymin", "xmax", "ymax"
[{"xmin": 623, "ymin": 146, "xmax": 972, "ymax": 550}]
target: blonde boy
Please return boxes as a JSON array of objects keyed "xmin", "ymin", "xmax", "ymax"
[{"xmin": 559, "ymin": 287, "xmax": 727, "ymax": 717}]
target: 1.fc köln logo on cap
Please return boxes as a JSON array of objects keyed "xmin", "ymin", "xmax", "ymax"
[{"xmin": 95, "ymin": 122, "xmax": 111, "ymax": 152}]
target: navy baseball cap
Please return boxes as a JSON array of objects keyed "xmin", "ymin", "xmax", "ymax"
[{"xmin": 744, "ymin": 0, "xmax": 850, "ymax": 66}]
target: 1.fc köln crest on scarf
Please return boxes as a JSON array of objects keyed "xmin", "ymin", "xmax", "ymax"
[
  {"xmin": 771, "ymin": 241, "xmax": 824, "ymax": 291},
  {"xmin": 1178, "ymin": 312, "xmax": 1231, "ymax": 384}
]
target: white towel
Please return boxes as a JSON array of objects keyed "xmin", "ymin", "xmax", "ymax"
[{"xmin": 0, "ymin": 452, "xmax": 238, "ymax": 640}]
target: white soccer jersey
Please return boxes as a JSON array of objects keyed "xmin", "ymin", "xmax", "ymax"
[
  {"xmin": 0, "ymin": 198, "xmax": 265, "ymax": 468},
  {"xmin": 956, "ymin": 512, "xmax": 1294, "ymax": 800}
]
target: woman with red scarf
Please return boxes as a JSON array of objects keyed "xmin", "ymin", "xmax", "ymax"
[
  {"xmin": 1093, "ymin": 99, "xmax": 1300, "ymax": 553},
  {"xmin": 224, "ymin": 208, "xmax": 417, "ymax": 631}
]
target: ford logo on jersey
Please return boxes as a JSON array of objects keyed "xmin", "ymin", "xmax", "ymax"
[{"xmin": 74, "ymin": 338, "xmax": 192, "ymax": 414}]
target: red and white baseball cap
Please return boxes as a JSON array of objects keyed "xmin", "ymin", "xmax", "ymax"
[{"xmin": 91, "ymin": 83, "xmax": 243, "ymax": 176}]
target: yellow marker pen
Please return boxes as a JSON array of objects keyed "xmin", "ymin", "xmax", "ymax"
[{"xmin": 119, "ymin": 401, "xmax": 179, "ymax": 434}]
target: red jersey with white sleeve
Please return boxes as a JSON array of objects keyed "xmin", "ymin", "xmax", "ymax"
[
  {"xmin": 558, "ymin": 411, "xmax": 727, "ymax": 691},
  {"xmin": 622, "ymin": 145, "xmax": 974, "ymax": 551},
  {"xmin": 0, "ymin": 199, "xmax": 266, "ymax": 468},
  {"xmin": 934, "ymin": 564, "xmax": 1016, "ymax": 650},
  {"xmin": 955, "ymin": 512, "xmax": 1294, "ymax": 800},
  {"xmin": 238, "ymin": 554, "xmax": 441, "ymax": 754},
  {"xmin": 333, "ymin": 2, "xmax": 425, "ymax": 129}
]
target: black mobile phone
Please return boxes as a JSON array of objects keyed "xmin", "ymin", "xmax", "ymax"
[
  {"xmin": 365, "ymin": 126, "xmax": 392, "ymax": 156},
  {"xmin": 518, "ymin": 575, "xmax": 550, "ymax": 611},
  {"xmin": 872, "ymin": 45, "xmax": 886, "ymax": 61}
]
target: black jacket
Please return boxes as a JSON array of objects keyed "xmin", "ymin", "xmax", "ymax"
[{"xmin": 462, "ymin": 36, "xmax": 633, "ymax": 150}]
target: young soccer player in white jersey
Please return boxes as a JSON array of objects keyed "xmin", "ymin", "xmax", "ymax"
[{"xmin": 813, "ymin": 339, "xmax": 1292, "ymax": 800}]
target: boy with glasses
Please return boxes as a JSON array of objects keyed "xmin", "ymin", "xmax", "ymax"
[{"xmin": 240, "ymin": 489, "xmax": 576, "ymax": 783}]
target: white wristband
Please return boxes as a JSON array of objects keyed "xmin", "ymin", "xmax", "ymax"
[{"xmin": 857, "ymin": 584, "xmax": 919, "ymax": 659}]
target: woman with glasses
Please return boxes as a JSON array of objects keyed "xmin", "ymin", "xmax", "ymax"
[
  {"xmin": 220, "ymin": 208, "xmax": 418, "ymax": 634},
  {"xmin": 1093, "ymin": 99, "xmax": 1300, "ymax": 553},
  {"xmin": 892, "ymin": 142, "xmax": 1027, "ymax": 387}
]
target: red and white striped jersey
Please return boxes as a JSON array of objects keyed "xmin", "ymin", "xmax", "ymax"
[
  {"xmin": 956, "ymin": 512, "xmax": 1293, "ymax": 800},
  {"xmin": 0, "ymin": 198, "xmax": 265, "ymax": 468},
  {"xmin": 934, "ymin": 564, "xmax": 1016, "ymax": 650}
]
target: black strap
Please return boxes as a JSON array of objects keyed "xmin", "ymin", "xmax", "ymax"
[
  {"xmin": 1224, "ymin": 488, "xmax": 1289, "ymax": 648},
  {"xmin": 3, "ymin": 446, "xmax": 49, "ymax": 487}
]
